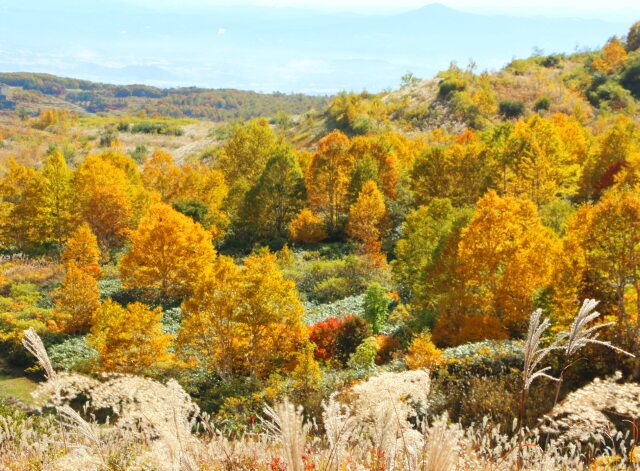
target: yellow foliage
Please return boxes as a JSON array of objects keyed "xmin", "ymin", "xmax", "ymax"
[
  {"xmin": 180, "ymin": 252, "xmax": 306, "ymax": 380},
  {"xmin": 53, "ymin": 262, "xmax": 100, "ymax": 334},
  {"xmin": 347, "ymin": 180, "xmax": 387, "ymax": 246},
  {"xmin": 120, "ymin": 202, "xmax": 216, "ymax": 299},
  {"xmin": 61, "ymin": 223, "xmax": 100, "ymax": 278},
  {"xmin": 592, "ymin": 38, "xmax": 627, "ymax": 74},
  {"xmin": 288, "ymin": 209, "xmax": 327, "ymax": 244},
  {"xmin": 456, "ymin": 191, "xmax": 559, "ymax": 334},
  {"xmin": 89, "ymin": 299, "xmax": 173, "ymax": 374},
  {"xmin": 306, "ymin": 131, "xmax": 354, "ymax": 231},
  {"xmin": 405, "ymin": 332, "xmax": 443, "ymax": 370}
]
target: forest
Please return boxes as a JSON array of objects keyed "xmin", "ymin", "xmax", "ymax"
[{"xmin": 1, "ymin": 21, "xmax": 640, "ymax": 470}]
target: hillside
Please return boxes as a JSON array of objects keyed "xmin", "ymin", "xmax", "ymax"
[
  {"xmin": 0, "ymin": 72, "xmax": 329, "ymax": 120},
  {"xmin": 2, "ymin": 19, "xmax": 640, "ymax": 471}
]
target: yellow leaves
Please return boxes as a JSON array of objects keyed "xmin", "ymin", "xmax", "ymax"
[
  {"xmin": 53, "ymin": 262, "xmax": 100, "ymax": 334},
  {"xmin": 62, "ymin": 224, "xmax": 100, "ymax": 278},
  {"xmin": 347, "ymin": 180, "xmax": 386, "ymax": 246},
  {"xmin": 405, "ymin": 332, "xmax": 443, "ymax": 370},
  {"xmin": 504, "ymin": 115, "xmax": 581, "ymax": 206},
  {"xmin": 306, "ymin": 130, "xmax": 353, "ymax": 231},
  {"xmin": 180, "ymin": 252, "xmax": 305, "ymax": 380},
  {"xmin": 289, "ymin": 209, "xmax": 327, "ymax": 244},
  {"xmin": 89, "ymin": 299, "xmax": 173, "ymax": 374},
  {"xmin": 456, "ymin": 191, "xmax": 559, "ymax": 334},
  {"xmin": 120, "ymin": 202, "xmax": 216, "ymax": 300},
  {"xmin": 592, "ymin": 38, "xmax": 627, "ymax": 74}
]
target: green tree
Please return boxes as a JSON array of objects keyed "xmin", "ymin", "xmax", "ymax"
[{"xmin": 363, "ymin": 283, "xmax": 391, "ymax": 334}]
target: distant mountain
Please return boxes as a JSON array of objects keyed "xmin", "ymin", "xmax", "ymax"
[{"xmin": 0, "ymin": 1, "xmax": 633, "ymax": 93}]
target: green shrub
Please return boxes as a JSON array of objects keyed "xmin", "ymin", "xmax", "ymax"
[
  {"xmin": 438, "ymin": 77, "xmax": 466, "ymax": 100},
  {"xmin": 49, "ymin": 336, "xmax": 98, "ymax": 371},
  {"xmin": 534, "ymin": 96, "xmax": 551, "ymax": 112},
  {"xmin": 498, "ymin": 100, "xmax": 524, "ymax": 119},
  {"xmin": 347, "ymin": 336, "xmax": 378, "ymax": 371},
  {"xmin": 620, "ymin": 60, "xmax": 640, "ymax": 99},
  {"xmin": 363, "ymin": 283, "xmax": 390, "ymax": 334}
]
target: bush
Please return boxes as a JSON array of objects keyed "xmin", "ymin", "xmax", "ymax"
[
  {"xmin": 441, "ymin": 339, "xmax": 524, "ymax": 377},
  {"xmin": 347, "ymin": 336, "xmax": 378, "ymax": 371},
  {"xmin": 438, "ymin": 77, "xmax": 466, "ymax": 100},
  {"xmin": 534, "ymin": 96, "xmax": 551, "ymax": 112},
  {"xmin": 49, "ymin": 336, "xmax": 98, "ymax": 371},
  {"xmin": 363, "ymin": 283, "xmax": 390, "ymax": 334},
  {"xmin": 620, "ymin": 60, "xmax": 640, "ymax": 99},
  {"xmin": 405, "ymin": 332, "xmax": 443, "ymax": 370},
  {"xmin": 335, "ymin": 315, "xmax": 372, "ymax": 365},
  {"xmin": 312, "ymin": 276, "xmax": 351, "ymax": 303},
  {"xmin": 498, "ymin": 100, "xmax": 524, "ymax": 119}
]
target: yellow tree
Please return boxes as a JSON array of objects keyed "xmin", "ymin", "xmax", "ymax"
[
  {"xmin": 73, "ymin": 155, "xmax": 140, "ymax": 255},
  {"xmin": 592, "ymin": 38, "xmax": 628, "ymax": 74},
  {"xmin": 0, "ymin": 158, "xmax": 48, "ymax": 249},
  {"xmin": 581, "ymin": 192, "xmax": 640, "ymax": 339},
  {"xmin": 180, "ymin": 252, "xmax": 306, "ymax": 380},
  {"xmin": 306, "ymin": 131, "xmax": 354, "ymax": 232},
  {"xmin": 142, "ymin": 150, "xmax": 181, "ymax": 201},
  {"xmin": 54, "ymin": 262, "xmax": 101, "ymax": 334},
  {"xmin": 61, "ymin": 224, "xmax": 101, "ymax": 278},
  {"xmin": 179, "ymin": 256, "xmax": 246, "ymax": 379},
  {"xmin": 89, "ymin": 299, "xmax": 173, "ymax": 374},
  {"xmin": 120, "ymin": 202, "xmax": 216, "ymax": 300},
  {"xmin": 503, "ymin": 115, "xmax": 581, "ymax": 207},
  {"xmin": 288, "ymin": 209, "xmax": 327, "ymax": 244},
  {"xmin": 347, "ymin": 180, "xmax": 387, "ymax": 257},
  {"xmin": 41, "ymin": 150, "xmax": 77, "ymax": 247},
  {"xmin": 456, "ymin": 191, "xmax": 558, "ymax": 334},
  {"xmin": 240, "ymin": 251, "xmax": 306, "ymax": 378}
]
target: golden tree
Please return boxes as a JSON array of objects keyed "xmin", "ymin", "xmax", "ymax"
[
  {"xmin": 592, "ymin": 38, "xmax": 628, "ymax": 74},
  {"xmin": 41, "ymin": 150, "xmax": 77, "ymax": 247},
  {"xmin": 142, "ymin": 150, "xmax": 181, "ymax": 201},
  {"xmin": 288, "ymin": 209, "xmax": 327, "ymax": 244},
  {"xmin": 306, "ymin": 131, "xmax": 354, "ymax": 232},
  {"xmin": 0, "ymin": 158, "xmax": 48, "ymax": 249},
  {"xmin": 54, "ymin": 262, "xmax": 101, "ymax": 334},
  {"xmin": 120, "ymin": 202, "xmax": 216, "ymax": 299},
  {"xmin": 347, "ymin": 180, "xmax": 387, "ymax": 264},
  {"xmin": 180, "ymin": 252, "xmax": 306, "ymax": 380},
  {"xmin": 179, "ymin": 256, "xmax": 246, "ymax": 379},
  {"xmin": 61, "ymin": 224, "xmax": 101, "ymax": 278},
  {"xmin": 456, "ymin": 191, "xmax": 558, "ymax": 334},
  {"xmin": 89, "ymin": 299, "xmax": 173, "ymax": 374}
]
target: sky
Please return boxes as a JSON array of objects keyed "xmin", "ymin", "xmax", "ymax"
[
  {"xmin": 0, "ymin": 1, "xmax": 637, "ymax": 92},
  {"xmin": 127, "ymin": 0, "xmax": 640, "ymax": 21}
]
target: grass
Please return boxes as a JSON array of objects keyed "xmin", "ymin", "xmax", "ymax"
[{"xmin": 0, "ymin": 373, "xmax": 38, "ymax": 405}]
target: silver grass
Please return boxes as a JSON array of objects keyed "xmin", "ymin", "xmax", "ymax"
[
  {"xmin": 22, "ymin": 327, "xmax": 56, "ymax": 381},
  {"xmin": 564, "ymin": 299, "xmax": 634, "ymax": 358},
  {"xmin": 523, "ymin": 309, "xmax": 560, "ymax": 391},
  {"xmin": 263, "ymin": 398, "xmax": 310, "ymax": 471}
]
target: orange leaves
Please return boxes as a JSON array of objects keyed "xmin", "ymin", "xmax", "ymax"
[
  {"xmin": 289, "ymin": 209, "xmax": 327, "ymax": 245},
  {"xmin": 120, "ymin": 202, "xmax": 215, "ymax": 300},
  {"xmin": 347, "ymin": 180, "xmax": 387, "ymax": 264}
]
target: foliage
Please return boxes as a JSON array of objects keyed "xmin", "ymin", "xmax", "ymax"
[
  {"xmin": 405, "ymin": 332, "xmax": 443, "ymax": 370},
  {"xmin": 120, "ymin": 203, "xmax": 215, "ymax": 300},
  {"xmin": 498, "ymin": 100, "xmax": 525, "ymax": 119},
  {"xmin": 362, "ymin": 283, "xmax": 391, "ymax": 335},
  {"xmin": 89, "ymin": 299, "xmax": 173, "ymax": 374},
  {"xmin": 288, "ymin": 209, "xmax": 327, "ymax": 245},
  {"xmin": 49, "ymin": 336, "xmax": 98, "ymax": 371},
  {"xmin": 53, "ymin": 263, "xmax": 101, "ymax": 334},
  {"xmin": 346, "ymin": 336, "xmax": 378, "ymax": 371}
]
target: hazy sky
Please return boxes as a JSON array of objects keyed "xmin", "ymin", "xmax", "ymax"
[{"xmin": 129, "ymin": 0, "xmax": 640, "ymax": 20}]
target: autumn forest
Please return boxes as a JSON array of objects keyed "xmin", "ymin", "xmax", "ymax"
[{"xmin": 1, "ymin": 17, "xmax": 640, "ymax": 471}]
